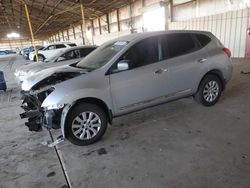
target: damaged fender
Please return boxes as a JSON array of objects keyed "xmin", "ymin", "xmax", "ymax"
[{"xmin": 60, "ymin": 103, "xmax": 75, "ymax": 138}]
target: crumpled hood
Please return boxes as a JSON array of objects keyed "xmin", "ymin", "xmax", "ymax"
[
  {"xmin": 28, "ymin": 59, "xmax": 81, "ymax": 75},
  {"xmin": 22, "ymin": 65, "xmax": 83, "ymax": 91}
]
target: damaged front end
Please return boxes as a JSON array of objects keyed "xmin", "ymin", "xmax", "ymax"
[
  {"xmin": 20, "ymin": 86, "xmax": 61, "ymax": 132},
  {"xmin": 20, "ymin": 71, "xmax": 81, "ymax": 133}
]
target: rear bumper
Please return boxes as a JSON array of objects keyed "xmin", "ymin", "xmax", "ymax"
[{"xmin": 224, "ymin": 61, "xmax": 233, "ymax": 85}]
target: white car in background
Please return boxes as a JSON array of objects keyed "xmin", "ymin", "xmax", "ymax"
[
  {"xmin": 15, "ymin": 46, "xmax": 97, "ymax": 83},
  {"xmin": 29, "ymin": 42, "xmax": 77, "ymax": 62}
]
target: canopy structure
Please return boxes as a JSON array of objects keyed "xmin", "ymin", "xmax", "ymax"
[{"xmin": 0, "ymin": 0, "xmax": 130, "ymax": 41}]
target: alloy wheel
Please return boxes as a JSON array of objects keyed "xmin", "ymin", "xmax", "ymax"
[
  {"xmin": 203, "ymin": 81, "xmax": 219, "ymax": 102},
  {"xmin": 71, "ymin": 111, "xmax": 101, "ymax": 140}
]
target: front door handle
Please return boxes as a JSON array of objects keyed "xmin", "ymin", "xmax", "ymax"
[
  {"xmin": 198, "ymin": 58, "xmax": 207, "ymax": 63},
  {"xmin": 155, "ymin": 68, "xmax": 167, "ymax": 74}
]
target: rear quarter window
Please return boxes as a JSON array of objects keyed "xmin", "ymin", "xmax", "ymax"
[{"xmin": 195, "ymin": 34, "xmax": 212, "ymax": 47}]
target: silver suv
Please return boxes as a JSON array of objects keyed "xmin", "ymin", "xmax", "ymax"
[{"xmin": 20, "ymin": 31, "xmax": 233, "ymax": 146}]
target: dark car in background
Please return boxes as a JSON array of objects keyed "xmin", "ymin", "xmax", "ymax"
[{"xmin": 22, "ymin": 46, "xmax": 44, "ymax": 60}]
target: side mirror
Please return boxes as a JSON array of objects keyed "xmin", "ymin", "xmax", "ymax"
[
  {"xmin": 117, "ymin": 60, "xmax": 129, "ymax": 72},
  {"xmin": 57, "ymin": 57, "xmax": 66, "ymax": 62}
]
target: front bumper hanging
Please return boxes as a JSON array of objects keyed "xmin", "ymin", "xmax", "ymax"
[
  {"xmin": 20, "ymin": 90, "xmax": 65, "ymax": 147},
  {"xmin": 20, "ymin": 91, "xmax": 56, "ymax": 132},
  {"xmin": 20, "ymin": 91, "xmax": 44, "ymax": 131}
]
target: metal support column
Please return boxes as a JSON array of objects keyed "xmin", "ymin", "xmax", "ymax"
[
  {"xmin": 62, "ymin": 31, "xmax": 65, "ymax": 41},
  {"xmin": 58, "ymin": 33, "xmax": 60, "ymax": 41},
  {"xmin": 98, "ymin": 17, "xmax": 102, "ymax": 35},
  {"xmin": 106, "ymin": 14, "xmax": 110, "ymax": 33},
  {"xmin": 117, "ymin": 9, "xmax": 120, "ymax": 32},
  {"xmin": 80, "ymin": 0, "xmax": 87, "ymax": 45},
  {"xmin": 72, "ymin": 26, "xmax": 76, "ymax": 39},
  {"xmin": 90, "ymin": 20, "xmax": 95, "ymax": 45},
  {"xmin": 91, "ymin": 20, "xmax": 95, "ymax": 36},
  {"xmin": 170, "ymin": 0, "xmax": 174, "ymax": 22},
  {"xmin": 24, "ymin": 3, "xmax": 38, "ymax": 62},
  {"xmin": 66, "ymin": 29, "xmax": 69, "ymax": 41}
]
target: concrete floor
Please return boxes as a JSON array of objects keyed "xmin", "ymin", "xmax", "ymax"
[{"xmin": 0, "ymin": 55, "xmax": 249, "ymax": 188}]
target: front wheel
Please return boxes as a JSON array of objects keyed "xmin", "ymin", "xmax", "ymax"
[
  {"xmin": 65, "ymin": 103, "xmax": 108, "ymax": 146},
  {"xmin": 194, "ymin": 75, "xmax": 222, "ymax": 106}
]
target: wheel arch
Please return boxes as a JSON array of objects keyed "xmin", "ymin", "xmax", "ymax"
[
  {"xmin": 199, "ymin": 69, "xmax": 226, "ymax": 91},
  {"xmin": 60, "ymin": 97, "xmax": 113, "ymax": 139},
  {"xmin": 69, "ymin": 97, "xmax": 113, "ymax": 124}
]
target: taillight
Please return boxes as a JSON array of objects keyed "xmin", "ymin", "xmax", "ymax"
[{"xmin": 223, "ymin": 48, "xmax": 231, "ymax": 58}]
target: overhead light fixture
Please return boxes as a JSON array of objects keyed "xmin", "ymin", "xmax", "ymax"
[{"xmin": 7, "ymin": 32, "xmax": 20, "ymax": 38}]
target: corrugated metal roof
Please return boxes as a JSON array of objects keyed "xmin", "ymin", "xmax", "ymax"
[{"xmin": 0, "ymin": 0, "xmax": 130, "ymax": 40}]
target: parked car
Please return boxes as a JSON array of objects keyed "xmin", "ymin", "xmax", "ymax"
[
  {"xmin": 29, "ymin": 42, "xmax": 77, "ymax": 62},
  {"xmin": 20, "ymin": 31, "xmax": 233, "ymax": 146},
  {"xmin": 23, "ymin": 46, "xmax": 44, "ymax": 60},
  {"xmin": 15, "ymin": 46, "xmax": 97, "ymax": 83},
  {"xmin": 0, "ymin": 50, "xmax": 8, "ymax": 56},
  {"xmin": 5, "ymin": 49, "xmax": 16, "ymax": 54}
]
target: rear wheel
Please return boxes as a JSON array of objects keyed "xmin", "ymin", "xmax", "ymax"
[
  {"xmin": 194, "ymin": 75, "xmax": 222, "ymax": 106},
  {"xmin": 65, "ymin": 103, "xmax": 108, "ymax": 146}
]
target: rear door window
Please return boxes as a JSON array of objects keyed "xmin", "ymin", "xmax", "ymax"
[{"xmin": 162, "ymin": 33, "xmax": 197, "ymax": 59}]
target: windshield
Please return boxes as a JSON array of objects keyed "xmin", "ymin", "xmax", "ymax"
[{"xmin": 76, "ymin": 40, "xmax": 129, "ymax": 69}]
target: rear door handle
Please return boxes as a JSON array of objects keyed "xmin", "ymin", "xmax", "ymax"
[
  {"xmin": 155, "ymin": 68, "xmax": 167, "ymax": 74},
  {"xmin": 198, "ymin": 58, "xmax": 207, "ymax": 63}
]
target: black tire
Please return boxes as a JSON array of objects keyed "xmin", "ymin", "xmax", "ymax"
[
  {"xmin": 194, "ymin": 75, "xmax": 222, "ymax": 106},
  {"xmin": 65, "ymin": 103, "xmax": 108, "ymax": 146},
  {"xmin": 34, "ymin": 54, "xmax": 45, "ymax": 62}
]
